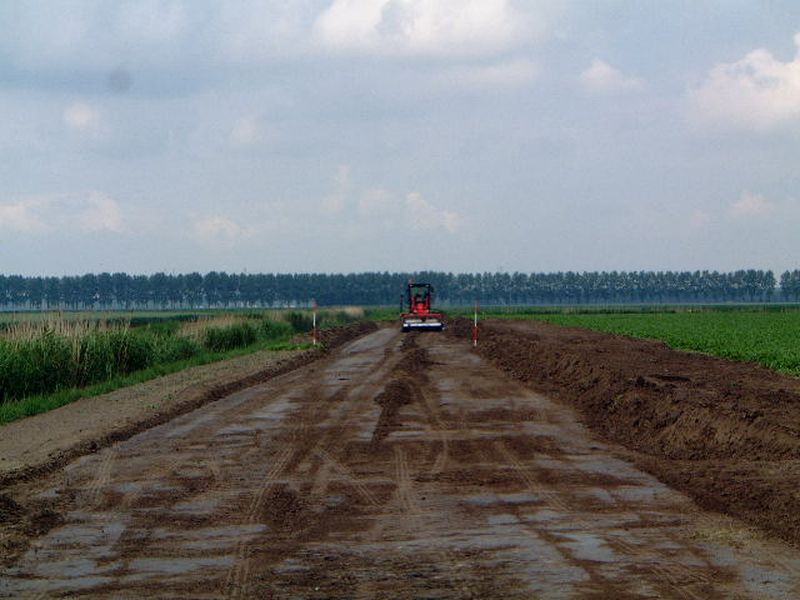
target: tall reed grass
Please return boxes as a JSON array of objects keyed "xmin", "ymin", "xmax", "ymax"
[{"xmin": 0, "ymin": 314, "xmax": 302, "ymax": 405}]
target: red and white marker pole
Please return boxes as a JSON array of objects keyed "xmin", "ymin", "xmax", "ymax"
[
  {"xmin": 312, "ymin": 299, "xmax": 318, "ymax": 346},
  {"xmin": 472, "ymin": 300, "xmax": 479, "ymax": 347}
]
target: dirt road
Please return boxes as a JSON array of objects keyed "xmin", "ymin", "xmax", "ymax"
[{"xmin": 2, "ymin": 327, "xmax": 800, "ymax": 598}]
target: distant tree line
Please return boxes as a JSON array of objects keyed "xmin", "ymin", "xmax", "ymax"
[{"xmin": 0, "ymin": 269, "xmax": 793, "ymax": 310}]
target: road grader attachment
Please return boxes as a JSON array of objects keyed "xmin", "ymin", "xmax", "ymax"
[{"xmin": 401, "ymin": 282, "xmax": 444, "ymax": 332}]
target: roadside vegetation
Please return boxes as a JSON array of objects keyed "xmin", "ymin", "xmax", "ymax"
[{"xmin": 0, "ymin": 308, "xmax": 363, "ymax": 424}]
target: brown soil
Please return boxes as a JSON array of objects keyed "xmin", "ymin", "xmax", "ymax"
[
  {"xmin": 453, "ymin": 317, "xmax": 800, "ymax": 548},
  {"xmin": 3, "ymin": 325, "xmax": 800, "ymax": 598}
]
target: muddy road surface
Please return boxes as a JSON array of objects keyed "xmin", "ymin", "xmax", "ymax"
[{"xmin": 2, "ymin": 327, "xmax": 800, "ymax": 598}]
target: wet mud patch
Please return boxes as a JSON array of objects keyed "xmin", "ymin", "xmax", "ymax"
[
  {"xmin": 0, "ymin": 492, "xmax": 66, "ymax": 566},
  {"xmin": 453, "ymin": 317, "xmax": 800, "ymax": 547}
]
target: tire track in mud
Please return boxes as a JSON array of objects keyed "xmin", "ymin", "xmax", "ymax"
[
  {"xmin": 370, "ymin": 335, "xmax": 484, "ymax": 596},
  {"xmin": 84, "ymin": 449, "xmax": 116, "ymax": 509},
  {"xmin": 225, "ymin": 447, "xmax": 295, "ymax": 600},
  {"xmin": 493, "ymin": 439, "xmax": 714, "ymax": 599},
  {"xmin": 221, "ymin": 330, "xmax": 405, "ymax": 595},
  {"xmin": 313, "ymin": 447, "xmax": 381, "ymax": 508},
  {"xmin": 373, "ymin": 334, "xmax": 449, "ymax": 465},
  {"xmin": 393, "ymin": 447, "xmax": 421, "ymax": 517}
]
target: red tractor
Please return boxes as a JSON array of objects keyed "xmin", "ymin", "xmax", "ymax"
[{"xmin": 401, "ymin": 282, "xmax": 444, "ymax": 332}]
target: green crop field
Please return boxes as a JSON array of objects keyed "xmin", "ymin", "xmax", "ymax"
[{"xmin": 518, "ymin": 310, "xmax": 800, "ymax": 376}]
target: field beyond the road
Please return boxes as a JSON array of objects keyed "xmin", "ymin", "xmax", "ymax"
[{"xmin": 486, "ymin": 306, "xmax": 800, "ymax": 376}]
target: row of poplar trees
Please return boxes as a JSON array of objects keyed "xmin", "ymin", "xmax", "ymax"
[{"xmin": 0, "ymin": 269, "xmax": 793, "ymax": 309}]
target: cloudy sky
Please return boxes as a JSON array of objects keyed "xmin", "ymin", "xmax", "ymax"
[{"xmin": 1, "ymin": 1, "xmax": 799, "ymax": 276}]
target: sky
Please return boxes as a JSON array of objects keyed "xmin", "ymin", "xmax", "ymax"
[{"xmin": 1, "ymin": 0, "xmax": 800, "ymax": 276}]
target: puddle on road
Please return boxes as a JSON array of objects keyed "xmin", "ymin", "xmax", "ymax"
[
  {"xmin": 172, "ymin": 495, "xmax": 220, "ymax": 516},
  {"xmin": 127, "ymin": 555, "xmax": 234, "ymax": 576},
  {"xmin": 151, "ymin": 523, "xmax": 267, "ymax": 543},
  {"xmin": 464, "ymin": 492, "xmax": 539, "ymax": 507},
  {"xmin": 274, "ymin": 557, "xmax": 312, "ymax": 574},
  {"xmin": 559, "ymin": 532, "xmax": 617, "ymax": 563},
  {"xmin": 39, "ymin": 517, "xmax": 126, "ymax": 551},
  {"xmin": 0, "ymin": 575, "xmax": 114, "ymax": 595},
  {"xmin": 488, "ymin": 513, "xmax": 520, "ymax": 525},
  {"xmin": 215, "ymin": 424, "xmax": 257, "ymax": 436}
]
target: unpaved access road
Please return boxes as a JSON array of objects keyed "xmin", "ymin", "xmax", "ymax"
[{"xmin": 2, "ymin": 326, "xmax": 800, "ymax": 598}]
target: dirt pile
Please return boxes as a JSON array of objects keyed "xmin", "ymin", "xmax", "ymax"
[
  {"xmin": 0, "ymin": 495, "xmax": 23, "ymax": 523},
  {"xmin": 452, "ymin": 317, "xmax": 800, "ymax": 546},
  {"xmin": 371, "ymin": 333, "xmax": 430, "ymax": 445},
  {"xmin": 318, "ymin": 320, "xmax": 378, "ymax": 349}
]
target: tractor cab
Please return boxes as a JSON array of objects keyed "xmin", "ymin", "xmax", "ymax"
[
  {"xmin": 401, "ymin": 282, "xmax": 444, "ymax": 331},
  {"xmin": 410, "ymin": 284, "xmax": 431, "ymax": 314}
]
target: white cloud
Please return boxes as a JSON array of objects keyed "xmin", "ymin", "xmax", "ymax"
[
  {"xmin": 405, "ymin": 192, "xmax": 459, "ymax": 233},
  {"xmin": 730, "ymin": 191, "xmax": 773, "ymax": 217},
  {"xmin": 317, "ymin": 167, "xmax": 460, "ymax": 234},
  {"xmin": 453, "ymin": 58, "xmax": 539, "ymax": 90},
  {"xmin": 82, "ymin": 192, "xmax": 124, "ymax": 232},
  {"xmin": 63, "ymin": 102, "xmax": 99, "ymax": 131},
  {"xmin": 313, "ymin": 0, "xmax": 535, "ymax": 56},
  {"xmin": 229, "ymin": 116, "xmax": 265, "ymax": 147},
  {"xmin": 689, "ymin": 33, "xmax": 800, "ymax": 131},
  {"xmin": 579, "ymin": 59, "xmax": 644, "ymax": 95},
  {"xmin": 0, "ymin": 203, "xmax": 47, "ymax": 233},
  {"xmin": 0, "ymin": 192, "xmax": 125, "ymax": 234},
  {"xmin": 191, "ymin": 215, "xmax": 246, "ymax": 243}
]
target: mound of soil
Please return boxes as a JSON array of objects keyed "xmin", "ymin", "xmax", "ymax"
[
  {"xmin": 371, "ymin": 333, "xmax": 430, "ymax": 445},
  {"xmin": 0, "ymin": 495, "xmax": 23, "ymax": 524},
  {"xmin": 453, "ymin": 317, "xmax": 800, "ymax": 546}
]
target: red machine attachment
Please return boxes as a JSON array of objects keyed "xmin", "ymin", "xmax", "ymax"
[{"xmin": 401, "ymin": 282, "xmax": 444, "ymax": 332}]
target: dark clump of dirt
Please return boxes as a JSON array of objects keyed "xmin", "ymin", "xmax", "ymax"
[
  {"xmin": 262, "ymin": 485, "xmax": 309, "ymax": 532},
  {"xmin": 0, "ymin": 496, "xmax": 63, "ymax": 566},
  {"xmin": 372, "ymin": 379, "xmax": 415, "ymax": 444},
  {"xmin": 452, "ymin": 317, "xmax": 800, "ymax": 547},
  {"xmin": 371, "ymin": 334, "xmax": 430, "ymax": 445},
  {"xmin": 0, "ymin": 494, "xmax": 24, "ymax": 523},
  {"xmin": 397, "ymin": 333, "xmax": 433, "ymax": 380},
  {"xmin": 318, "ymin": 321, "xmax": 379, "ymax": 350},
  {"xmin": 27, "ymin": 508, "xmax": 64, "ymax": 535}
]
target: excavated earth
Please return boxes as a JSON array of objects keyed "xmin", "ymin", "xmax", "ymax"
[
  {"xmin": 1, "ymin": 322, "xmax": 800, "ymax": 598},
  {"xmin": 460, "ymin": 318, "xmax": 800, "ymax": 551}
]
